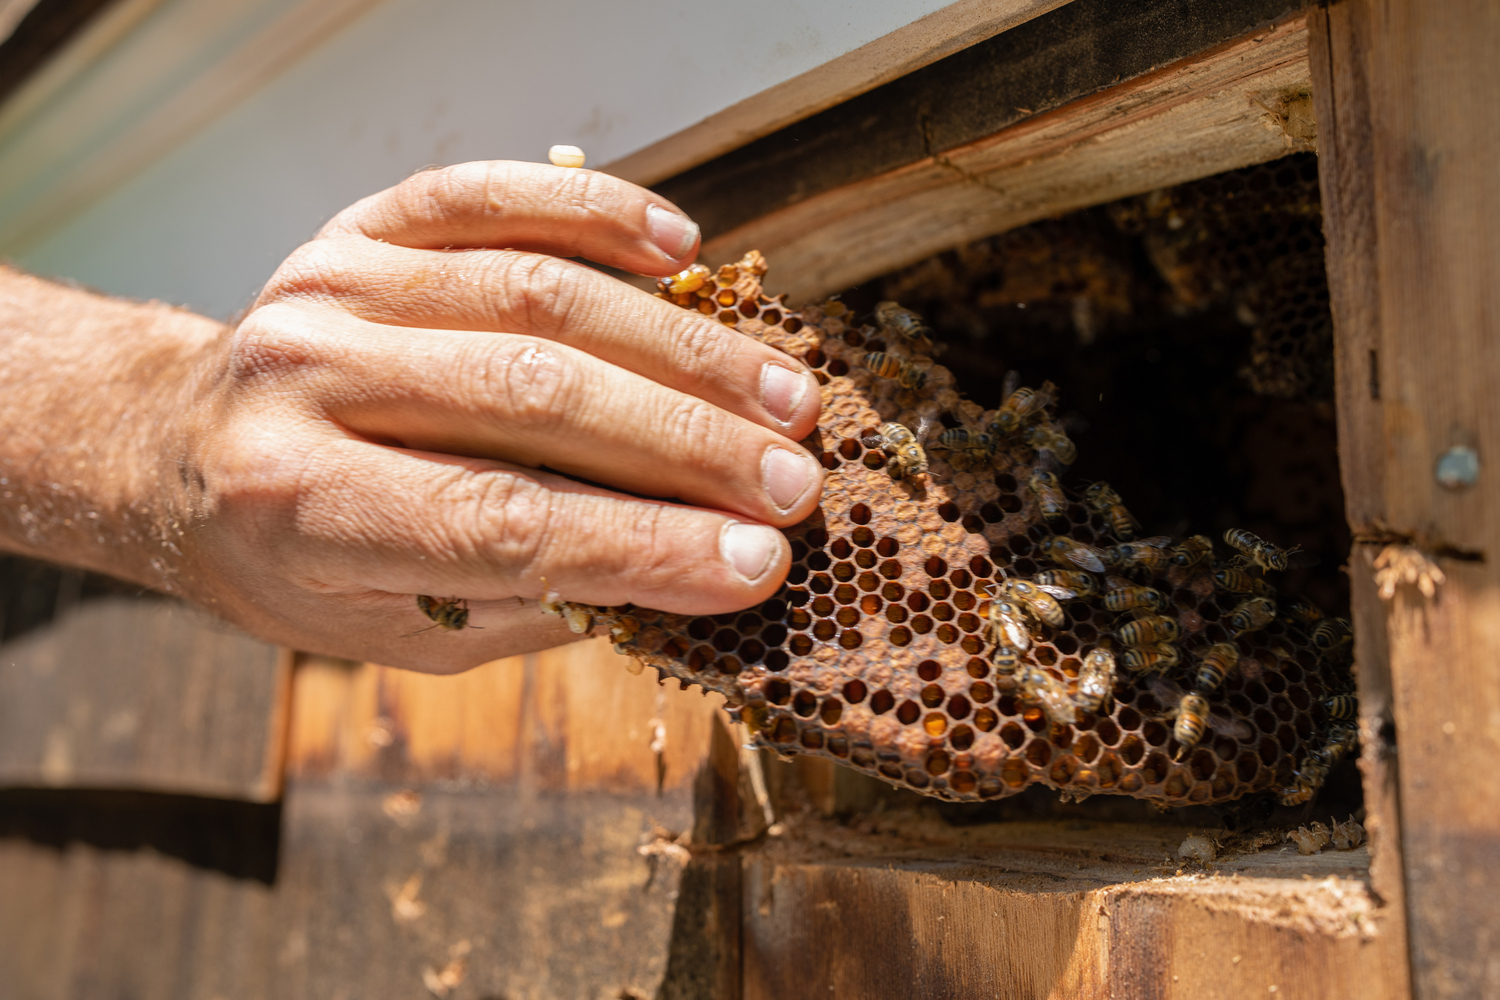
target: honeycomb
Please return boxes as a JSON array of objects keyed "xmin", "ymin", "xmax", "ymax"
[{"xmin": 556, "ymin": 246, "xmax": 1354, "ymax": 809}]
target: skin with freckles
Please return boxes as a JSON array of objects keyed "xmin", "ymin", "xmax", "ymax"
[{"xmin": 0, "ymin": 160, "xmax": 825, "ymax": 673}]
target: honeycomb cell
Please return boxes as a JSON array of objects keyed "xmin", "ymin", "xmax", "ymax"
[
  {"xmin": 966, "ymin": 657, "xmax": 989, "ymax": 679},
  {"xmin": 924, "ymin": 713, "xmax": 947, "ymax": 738},
  {"xmin": 896, "ymin": 701, "xmax": 920, "ymax": 725},
  {"xmin": 974, "ymin": 708, "xmax": 999, "ymax": 732},
  {"xmin": 1025, "ymin": 740, "xmax": 1052, "ymax": 767},
  {"xmin": 839, "ymin": 629, "xmax": 863, "ymax": 649},
  {"xmin": 859, "ymin": 594, "xmax": 883, "ymax": 615},
  {"xmin": 877, "ymin": 537, "xmax": 900, "ymax": 557},
  {"xmin": 907, "ymin": 592, "xmax": 929, "ymax": 612},
  {"xmin": 836, "ymin": 606, "xmax": 859, "ymax": 627},
  {"xmin": 911, "ymin": 616, "xmax": 933, "ymax": 635},
  {"xmin": 970, "ymin": 682, "xmax": 995, "ymax": 703},
  {"xmin": 765, "ymin": 649, "xmax": 790, "ymax": 671},
  {"xmin": 766, "ymin": 678, "xmax": 791, "ymax": 704},
  {"xmin": 813, "ymin": 620, "xmax": 836, "ymax": 641},
  {"xmin": 739, "ymin": 638, "xmax": 765, "ymax": 663},
  {"xmin": 844, "ymin": 680, "xmax": 868, "ymax": 703},
  {"xmin": 850, "ymin": 503, "xmax": 872, "ymax": 526},
  {"xmin": 930, "ymin": 579, "xmax": 952, "ymax": 600},
  {"xmin": 882, "ymin": 581, "xmax": 906, "ymax": 602},
  {"xmin": 801, "ymin": 728, "xmax": 825, "ymax": 751},
  {"xmin": 880, "ymin": 559, "xmax": 903, "ymax": 580},
  {"xmin": 871, "ymin": 690, "xmax": 895, "ymax": 715}
]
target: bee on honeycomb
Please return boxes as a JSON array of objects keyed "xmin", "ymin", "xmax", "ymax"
[{"xmin": 546, "ymin": 249, "xmax": 1354, "ymax": 809}]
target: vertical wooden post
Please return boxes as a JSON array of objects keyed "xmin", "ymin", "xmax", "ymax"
[{"xmin": 1315, "ymin": 2, "xmax": 1500, "ymax": 997}]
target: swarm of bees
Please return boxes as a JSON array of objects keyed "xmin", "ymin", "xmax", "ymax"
[{"xmin": 510, "ymin": 250, "xmax": 1357, "ymax": 810}]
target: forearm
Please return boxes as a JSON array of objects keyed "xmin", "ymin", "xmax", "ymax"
[{"xmin": 0, "ymin": 265, "xmax": 220, "ymax": 591}]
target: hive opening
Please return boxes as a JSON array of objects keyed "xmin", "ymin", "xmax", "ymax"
[{"xmin": 567, "ymin": 152, "xmax": 1363, "ymax": 835}]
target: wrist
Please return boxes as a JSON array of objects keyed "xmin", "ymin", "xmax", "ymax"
[{"xmin": 0, "ymin": 266, "xmax": 222, "ymax": 592}]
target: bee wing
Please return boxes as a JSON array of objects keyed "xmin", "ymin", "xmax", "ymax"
[
  {"xmin": 1208, "ymin": 712, "xmax": 1255, "ymax": 741},
  {"xmin": 1001, "ymin": 369, "xmax": 1021, "ymax": 398},
  {"xmin": 1069, "ymin": 548, "xmax": 1107, "ymax": 573},
  {"xmin": 1147, "ymin": 674, "xmax": 1186, "ymax": 707},
  {"xmin": 1286, "ymin": 550, "xmax": 1321, "ymax": 570},
  {"xmin": 1139, "ymin": 535, "xmax": 1175, "ymax": 548},
  {"xmin": 1035, "ymin": 583, "xmax": 1078, "ymax": 601},
  {"xmin": 913, "ymin": 414, "xmax": 935, "ymax": 442}
]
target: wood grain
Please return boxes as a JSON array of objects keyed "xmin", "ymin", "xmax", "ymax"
[
  {"xmin": 699, "ymin": 15, "xmax": 1313, "ymax": 304},
  {"xmin": 0, "ymin": 558, "xmax": 289, "ymax": 801},
  {"xmin": 1308, "ymin": 3, "xmax": 1410, "ymax": 959},
  {"xmin": 1314, "ymin": 1, "xmax": 1500, "ymax": 996},
  {"xmin": 742, "ymin": 851, "xmax": 1407, "ymax": 1000},
  {"xmin": 287, "ymin": 637, "xmax": 722, "ymax": 795}
]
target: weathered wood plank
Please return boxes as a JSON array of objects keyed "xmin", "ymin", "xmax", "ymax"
[
  {"xmin": 0, "ymin": 557, "xmax": 289, "ymax": 800},
  {"xmin": 653, "ymin": 0, "xmax": 1315, "ymax": 242},
  {"xmin": 698, "ymin": 15, "xmax": 1313, "ymax": 304},
  {"xmin": 287, "ymin": 638, "xmax": 721, "ymax": 794},
  {"xmin": 1308, "ymin": 5, "xmax": 1410, "ymax": 961},
  {"xmin": 1313, "ymin": 1, "xmax": 1500, "ymax": 997},
  {"xmin": 742, "ymin": 851, "xmax": 1406, "ymax": 1000}
]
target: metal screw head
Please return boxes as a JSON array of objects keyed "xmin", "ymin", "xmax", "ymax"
[{"xmin": 1435, "ymin": 445, "xmax": 1480, "ymax": 490}]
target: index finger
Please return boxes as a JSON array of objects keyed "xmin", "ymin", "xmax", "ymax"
[{"xmin": 317, "ymin": 160, "xmax": 700, "ymax": 276}]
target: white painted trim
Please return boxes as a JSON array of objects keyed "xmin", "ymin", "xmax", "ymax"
[
  {"xmin": 0, "ymin": 0, "xmax": 387, "ymax": 254},
  {"xmin": 602, "ymin": 0, "xmax": 1072, "ymax": 187}
]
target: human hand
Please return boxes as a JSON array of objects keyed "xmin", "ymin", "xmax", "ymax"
[{"xmin": 169, "ymin": 161, "xmax": 823, "ymax": 671}]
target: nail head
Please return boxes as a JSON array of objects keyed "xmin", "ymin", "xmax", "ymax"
[{"xmin": 1435, "ymin": 445, "xmax": 1479, "ymax": 490}]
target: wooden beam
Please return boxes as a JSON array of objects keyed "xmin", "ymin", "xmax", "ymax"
[
  {"xmin": 655, "ymin": 0, "xmax": 1316, "ymax": 245},
  {"xmin": 1318, "ymin": 1, "xmax": 1500, "ymax": 997},
  {"xmin": 0, "ymin": 557, "xmax": 289, "ymax": 801},
  {"xmin": 742, "ymin": 844, "xmax": 1407, "ymax": 1000},
  {"xmin": 698, "ymin": 15, "xmax": 1313, "ymax": 304},
  {"xmin": 602, "ymin": 0, "xmax": 1073, "ymax": 188},
  {"xmin": 1307, "ymin": 10, "xmax": 1412, "ymax": 990}
]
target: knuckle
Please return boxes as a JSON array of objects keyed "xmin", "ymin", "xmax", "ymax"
[
  {"xmin": 667, "ymin": 317, "xmax": 738, "ymax": 389},
  {"xmin": 470, "ymin": 473, "xmax": 550, "ymax": 572},
  {"xmin": 660, "ymin": 395, "xmax": 726, "ymax": 458},
  {"xmin": 473, "ymin": 338, "xmax": 577, "ymax": 430},
  {"xmin": 494, "ymin": 252, "xmax": 576, "ymax": 333},
  {"xmin": 223, "ymin": 306, "xmax": 326, "ymax": 388},
  {"xmin": 259, "ymin": 239, "xmax": 355, "ymax": 302}
]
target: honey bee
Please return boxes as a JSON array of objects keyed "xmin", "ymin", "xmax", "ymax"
[
  {"xmin": 878, "ymin": 422, "xmax": 929, "ymax": 481},
  {"xmin": 1282, "ymin": 595, "xmax": 1326, "ymax": 625},
  {"xmin": 986, "ymin": 597, "xmax": 1033, "ymax": 651},
  {"xmin": 990, "ymin": 382, "xmax": 1057, "ymax": 435},
  {"xmin": 609, "ymin": 615, "xmax": 640, "ymax": 646},
  {"xmin": 1104, "ymin": 537, "xmax": 1174, "ymax": 575},
  {"xmin": 1039, "ymin": 535, "xmax": 1107, "ymax": 573},
  {"xmin": 1083, "ymin": 483, "xmax": 1138, "ymax": 540},
  {"xmin": 936, "ymin": 426, "xmax": 996, "ymax": 461},
  {"xmin": 407, "ymin": 595, "xmax": 475, "ymax": 636},
  {"xmin": 1193, "ymin": 642, "xmax": 1241, "ymax": 692},
  {"xmin": 1213, "ymin": 567, "xmax": 1276, "ymax": 597},
  {"xmin": 1102, "ymin": 585, "xmax": 1165, "ymax": 613},
  {"xmin": 1117, "ymin": 614, "xmax": 1181, "ymax": 646},
  {"xmin": 1121, "ymin": 642, "xmax": 1181, "ymax": 673},
  {"xmin": 1074, "ymin": 648, "xmax": 1116, "ymax": 714},
  {"xmin": 1171, "ymin": 534, "xmax": 1215, "ymax": 569},
  {"xmin": 1034, "ymin": 569, "xmax": 1101, "ymax": 599},
  {"xmin": 1029, "ymin": 470, "xmax": 1068, "ymax": 520},
  {"xmin": 1173, "ymin": 692, "xmax": 1212, "ymax": 752},
  {"xmin": 1228, "ymin": 596, "xmax": 1277, "ymax": 633},
  {"xmin": 656, "ymin": 263, "xmax": 711, "ymax": 295},
  {"xmin": 539, "ymin": 579, "xmax": 595, "ymax": 635},
  {"xmin": 864, "ymin": 351, "xmax": 927, "ymax": 390},
  {"xmin": 1149, "ymin": 677, "xmax": 1254, "ymax": 757},
  {"xmin": 1311, "ymin": 617, "xmax": 1353, "ymax": 653},
  {"xmin": 874, "ymin": 301, "xmax": 933, "ymax": 342},
  {"xmin": 1021, "ymin": 665, "xmax": 1077, "ymax": 726},
  {"xmin": 993, "ymin": 645, "xmax": 1022, "ymax": 679},
  {"xmin": 1223, "ymin": 528, "xmax": 1306, "ymax": 572},
  {"xmin": 999, "ymin": 578, "xmax": 1066, "ymax": 627},
  {"xmin": 1323, "ymin": 694, "xmax": 1358, "ymax": 721},
  {"xmin": 1026, "ymin": 424, "xmax": 1077, "ymax": 465},
  {"xmin": 1278, "ymin": 724, "xmax": 1358, "ymax": 805}
]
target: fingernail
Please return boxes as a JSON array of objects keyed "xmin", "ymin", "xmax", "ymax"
[
  {"xmin": 647, "ymin": 204, "xmax": 699, "ymax": 261},
  {"xmin": 763, "ymin": 447, "xmax": 818, "ymax": 513},
  {"xmin": 721, "ymin": 521, "xmax": 781, "ymax": 583},
  {"xmin": 761, "ymin": 364, "xmax": 811, "ymax": 425}
]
